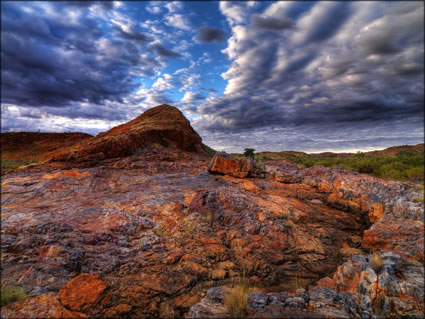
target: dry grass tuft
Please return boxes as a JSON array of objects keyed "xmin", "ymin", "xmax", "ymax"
[
  {"xmin": 411, "ymin": 196, "xmax": 424, "ymax": 203},
  {"xmin": 186, "ymin": 224, "xmax": 195, "ymax": 234},
  {"xmin": 285, "ymin": 219, "xmax": 295, "ymax": 229},
  {"xmin": 225, "ymin": 285, "xmax": 250, "ymax": 318},
  {"xmin": 371, "ymin": 253, "xmax": 384, "ymax": 274},
  {"xmin": 225, "ymin": 271, "xmax": 251, "ymax": 318}
]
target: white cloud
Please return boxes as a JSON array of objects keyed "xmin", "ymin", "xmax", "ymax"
[
  {"xmin": 165, "ymin": 2, "xmax": 183, "ymax": 13},
  {"xmin": 152, "ymin": 73, "xmax": 176, "ymax": 90},
  {"xmin": 165, "ymin": 14, "xmax": 191, "ymax": 30},
  {"xmin": 180, "ymin": 74, "xmax": 201, "ymax": 91},
  {"xmin": 145, "ymin": 2, "xmax": 163, "ymax": 14},
  {"xmin": 219, "ymin": 2, "xmax": 251, "ymax": 25}
]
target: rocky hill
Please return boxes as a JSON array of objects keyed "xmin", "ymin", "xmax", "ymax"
[
  {"xmin": 1, "ymin": 132, "xmax": 92, "ymax": 175},
  {"xmin": 365, "ymin": 143, "xmax": 424, "ymax": 156},
  {"xmin": 51, "ymin": 104, "xmax": 206, "ymax": 166},
  {"xmin": 1, "ymin": 106, "xmax": 424, "ymax": 318},
  {"xmin": 1, "ymin": 132, "xmax": 92, "ymax": 155},
  {"xmin": 247, "ymin": 143, "xmax": 424, "ymax": 160}
]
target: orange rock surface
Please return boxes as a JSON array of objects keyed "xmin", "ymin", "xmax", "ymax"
[
  {"xmin": 58, "ymin": 274, "xmax": 107, "ymax": 311},
  {"xmin": 1, "ymin": 105, "xmax": 423, "ymax": 318}
]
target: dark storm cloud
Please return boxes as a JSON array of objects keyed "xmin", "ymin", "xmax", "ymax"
[
  {"xmin": 114, "ymin": 25, "xmax": 152, "ymax": 42},
  {"xmin": 284, "ymin": 54, "xmax": 315, "ymax": 74},
  {"xmin": 198, "ymin": 1, "xmax": 424, "ymax": 148},
  {"xmin": 251, "ymin": 14, "xmax": 293, "ymax": 30},
  {"xmin": 196, "ymin": 26, "xmax": 226, "ymax": 43},
  {"xmin": 303, "ymin": 2, "xmax": 353, "ymax": 43},
  {"xmin": 153, "ymin": 45, "xmax": 182, "ymax": 58},
  {"xmin": 0, "ymin": 1, "xmax": 160, "ymax": 117}
]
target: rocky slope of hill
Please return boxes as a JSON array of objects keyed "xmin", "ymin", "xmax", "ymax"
[
  {"xmin": 0, "ymin": 132, "xmax": 92, "ymax": 175},
  {"xmin": 51, "ymin": 104, "xmax": 206, "ymax": 166},
  {"xmin": 1, "ymin": 106, "xmax": 423, "ymax": 318}
]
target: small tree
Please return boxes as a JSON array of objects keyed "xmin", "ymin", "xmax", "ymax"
[{"xmin": 243, "ymin": 148, "xmax": 255, "ymax": 158}]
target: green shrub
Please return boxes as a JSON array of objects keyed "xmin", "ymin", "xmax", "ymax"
[
  {"xmin": 202, "ymin": 144, "xmax": 217, "ymax": 158},
  {"xmin": 243, "ymin": 148, "xmax": 255, "ymax": 158},
  {"xmin": 254, "ymin": 155, "xmax": 271, "ymax": 162},
  {"xmin": 405, "ymin": 167, "xmax": 424, "ymax": 181},
  {"xmin": 277, "ymin": 211, "xmax": 290, "ymax": 220},
  {"xmin": 409, "ymin": 259, "xmax": 422, "ymax": 267},
  {"xmin": 202, "ymin": 215, "xmax": 213, "ymax": 224},
  {"xmin": 186, "ymin": 224, "xmax": 195, "ymax": 234},
  {"xmin": 290, "ymin": 151, "xmax": 424, "ymax": 182},
  {"xmin": 1, "ymin": 286, "xmax": 27, "ymax": 306},
  {"xmin": 154, "ymin": 228, "xmax": 169, "ymax": 237}
]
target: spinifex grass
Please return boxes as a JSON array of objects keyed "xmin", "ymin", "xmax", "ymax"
[{"xmin": 225, "ymin": 271, "xmax": 251, "ymax": 318}]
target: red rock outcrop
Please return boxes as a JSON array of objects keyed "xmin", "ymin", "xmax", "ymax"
[
  {"xmin": 188, "ymin": 158, "xmax": 424, "ymax": 318},
  {"xmin": 58, "ymin": 274, "xmax": 107, "ymax": 311},
  {"xmin": 1, "ymin": 129, "xmax": 423, "ymax": 318},
  {"xmin": 51, "ymin": 104, "xmax": 207, "ymax": 165},
  {"xmin": 208, "ymin": 152, "xmax": 264, "ymax": 178}
]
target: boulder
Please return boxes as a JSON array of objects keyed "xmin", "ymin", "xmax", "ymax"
[
  {"xmin": 208, "ymin": 152, "xmax": 240, "ymax": 175},
  {"xmin": 208, "ymin": 153, "xmax": 264, "ymax": 178},
  {"xmin": 58, "ymin": 274, "xmax": 107, "ymax": 312}
]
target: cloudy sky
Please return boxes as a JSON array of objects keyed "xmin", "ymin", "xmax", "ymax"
[{"xmin": 1, "ymin": 1, "xmax": 424, "ymax": 153}]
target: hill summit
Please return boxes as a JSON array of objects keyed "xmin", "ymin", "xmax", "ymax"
[{"xmin": 52, "ymin": 104, "xmax": 206, "ymax": 163}]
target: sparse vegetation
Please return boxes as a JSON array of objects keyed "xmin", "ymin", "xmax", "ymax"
[
  {"xmin": 186, "ymin": 224, "xmax": 195, "ymax": 234},
  {"xmin": 202, "ymin": 215, "xmax": 213, "ymax": 224},
  {"xmin": 1, "ymin": 132, "xmax": 91, "ymax": 175},
  {"xmin": 411, "ymin": 196, "xmax": 424, "ymax": 203},
  {"xmin": 414, "ymin": 182, "xmax": 424, "ymax": 191},
  {"xmin": 277, "ymin": 211, "xmax": 290, "ymax": 220},
  {"xmin": 154, "ymin": 227, "xmax": 169, "ymax": 237},
  {"xmin": 284, "ymin": 219, "xmax": 295, "ymax": 229},
  {"xmin": 225, "ymin": 272, "xmax": 251, "ymax": 318},
  {"xmin": 371, "ymin": 253, "xmax": 384, "ymax": 274},
  {"xmin": 202, "ymin": 144, "xmax": 217, "ymax": 158},
  {"xmin": 233, "ymin": 146, "xmax": 424, "ymax": 182},
  {"xmin": 1, "ymin": 158, "xmax": 39, "ymax": 174},
  {"xmin": 409, "ymin": 259, "xmax": 422, "ymax": 267},
  {"xmin": 272, "ymin": 150, "xmax": 423, "ymax": 182},
  {"xmin": 254, "ymin": 154, "xmax": 272, "ymax": 162},
  {"xmin": 243, "ymin": 148, "xmax": 255, "ymax": 158},
  {"xmin": 1, "ymin": 286, "xmax": 27, "ymax": 306}
]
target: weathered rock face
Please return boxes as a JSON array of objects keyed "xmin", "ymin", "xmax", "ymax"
[
  {"xmin": 1, "ymin": 148, "xmax": 423, "ymax": 317},
  {"xmin": 264, "ymin": 160, "xmax": 302, "ymax": 183},
  {"xmin": 58, "ymin": 274, "xmax": 107, "ymax": 312},
  {"xmin": 0, "ymin": 293, "xmax": 87, "ymax": 319},
  {"xmin": 51, "ymin": 104, "xmax": 207, "ymax": 165},
  {"xmin": 189, "ymin": 250, "xmax": 424, "ymax": 318},
  {"xmin": 208, "ymin": 152, "xmax": 264, "ymax": 178},
  {"xmin": 188, "ymin": 285, "xmax": 375, "ymax": 318},
  {"xmin": 334, "ymin": 252, "xmax": 424, "ymax": 317}
]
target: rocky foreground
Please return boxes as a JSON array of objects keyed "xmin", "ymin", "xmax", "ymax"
[{"xmin": 1, "ymin": 105, "xmax": 424, "ymax": 318}]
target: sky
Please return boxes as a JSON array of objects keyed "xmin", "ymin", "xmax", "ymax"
[{"xmin": 1, "ymin": 1, "xmax": 424, "ymax": 153}]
